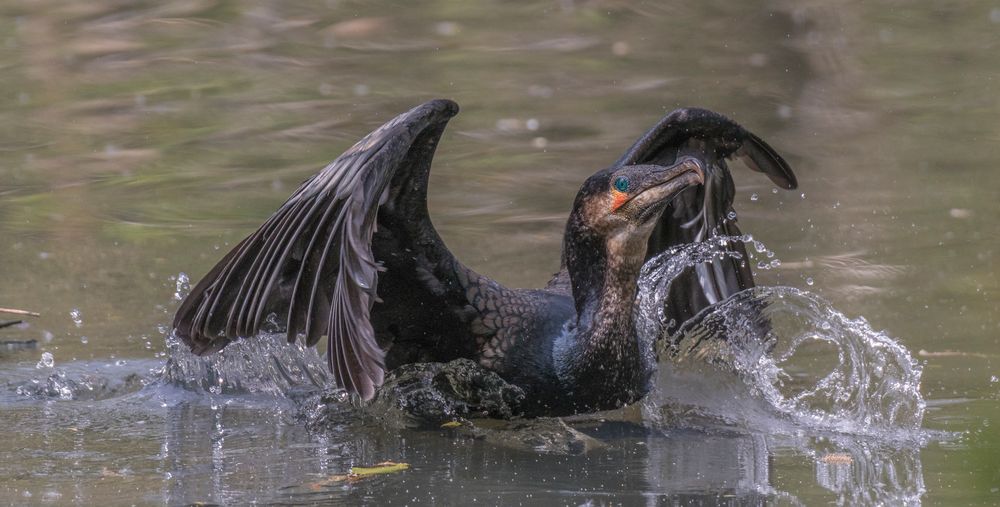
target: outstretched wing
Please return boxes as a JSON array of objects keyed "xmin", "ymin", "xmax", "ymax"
[
  {"xmin": 613, "ymin": 108, "xmax": 796, "ymax": 334},
  {"xmin": 173, "ymin": 99, "xmax": 460, "ymax": 399}
]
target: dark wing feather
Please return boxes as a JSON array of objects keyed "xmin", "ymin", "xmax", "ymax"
[
  {"xmin": 736, "ymin": 130, "xmax": 796, "ymax": 189},
  {"xmin": 614, "ymin": 107, "xmax": 796, "ymax": 190},
  {"xmin": 173, "ymin": 99, "xmax": 460, "ymax": 399},
  {"xmin": 613, "ymin": 107, "xmax": 796, "ymax": 333}
]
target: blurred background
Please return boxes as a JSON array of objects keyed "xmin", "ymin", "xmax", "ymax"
[{"xmin": 0, "ymin": 0, "xmax": 997, "ymax": 504}]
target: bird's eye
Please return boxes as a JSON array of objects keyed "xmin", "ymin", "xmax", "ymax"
[{"xmin": 613, "ymin": 176, "xmax": 629, "ymax": 192}]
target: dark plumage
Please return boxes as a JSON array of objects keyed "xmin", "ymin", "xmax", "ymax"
[{"xmin": 173, "ymin": 99, "xmax": 796, "ymax": 415}]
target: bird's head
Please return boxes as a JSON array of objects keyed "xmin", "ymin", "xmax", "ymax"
[
  {"xmin": 564, "ymin": 157, "xmax": 705, "ymax": 313},
  {"xmin": 570, "ymin": 157, "xmax": 705, "ymax": 238}
]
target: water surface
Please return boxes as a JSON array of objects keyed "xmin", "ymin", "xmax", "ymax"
[{"xmin": 1, "ymin": 1, "xmax": 998, "ymax": 504}]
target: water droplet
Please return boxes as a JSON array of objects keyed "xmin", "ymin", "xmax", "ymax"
[
  {"xmin": 991, "ymin": 375, "xmax": 998, "ymax": 384},
  {"xmin": 806, "ymin": 277, "xmax": 814, "ymax": 286},
  {"xmin": 770, "ymin": 259, "xmax": 781, "ymax": 268},
  {"xmin": 754, "ymin": 241, "xmax": 767, "ymax": 253},
  {"xmin": 115, "ymin": 359, "xmax": 128, "ymax": 366},
  {"xmin": 771, "ymin": 187, "xmax": 779, "ymax": 194},
  {"xmin": 727, "ymin": 210, "xmax": 737, "ymax": 220},
  {"xmin": 750, "ymin": 193, "xmax": 759, "ymax": 201},
  {"xmin": 79, "ymin": 336, "xmax": 88, "ymax": 344},
  {"xmin": 36, "ymin": 352, "xmax": 54, "ymax": 369},
  {"xmin": 174, "ymin": 272, "xmax": 190, "ymax": 301},
  {"xmin": 525, "ymin": 118, "xmax": 540, "ymax": 131},
  {"xmin": 800, "ymin": 193, "xmax": 806, "ymax": 199},
  {"xmin": 69, "ymin": 309, "xmax": 83, "ymax": 328}
]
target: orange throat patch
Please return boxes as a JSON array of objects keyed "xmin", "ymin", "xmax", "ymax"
[{"xmin": 610, "ymin": 190, "xmax": 628, "ymax": 212}]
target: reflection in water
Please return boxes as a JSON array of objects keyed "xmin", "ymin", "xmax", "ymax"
[
  {"xmin": 811, "ymin": 436, "xmax": 924, "ymax": 505},
  {"xmin": 642, "ymin": 428, "xmax": 925, "ymax": 505},
  {"xmin": 642, "ymin": 429, "xmax": 774, "ymax": 500}
]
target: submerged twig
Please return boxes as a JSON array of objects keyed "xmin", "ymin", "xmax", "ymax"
[
  {"xmin": 0, "ymin": 307, "xmax": 40, "ymax": 317},
  {"xmin": 0, "ymin": 320, "xmax": 23, "ymax": 329}
]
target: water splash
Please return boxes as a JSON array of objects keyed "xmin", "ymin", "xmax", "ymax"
[
  {"xmin": 666, "ymin": 287, "xmax": 925, "ymax": 433},
  {"xmin": 637, "ymin": 237, "xmax": 925, "ymax": 437},
  {"xmin": 173, "ymin": 272, "xmax": 191, "ymax": 301},
  {"xmin": 13, "ymin": 359, "xmax": 149, "ymax": 402},
  {"xmin": 36, "ymin": 351, "xmax": 55, "ymax": 369},
  {"xmin": 635, "ymin": 235, "xmax": 747, "ymax": 345},
  {"xmin": 161, "ymin": 332, "xmax": 330, "ymax": 397}
]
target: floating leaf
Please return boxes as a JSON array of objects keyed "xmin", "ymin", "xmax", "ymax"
[
  {"xmin": 440, "ymin": 421, "xmax": 462, "ymax": 428},
  {"xmin": 350, "ymin": 461, "xmax": 410, "ymax": 476},
  {"xmin": 302, "ymin": 461, "xmax": 410, "ymax": 491}
]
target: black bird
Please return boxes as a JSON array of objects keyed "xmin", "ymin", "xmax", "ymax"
[{"xmin": 173, "ymin": 99, "xmax": 796, "ymax": 415}]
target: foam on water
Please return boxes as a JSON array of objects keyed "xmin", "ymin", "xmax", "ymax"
[{"xmin": 637, "ymin": 236, "xmax": 926, "ymax": 439}]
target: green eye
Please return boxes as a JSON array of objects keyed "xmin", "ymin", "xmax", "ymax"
[{"xmin": 613, "ymin": 176, "xmax": 629, "ymax": 192}]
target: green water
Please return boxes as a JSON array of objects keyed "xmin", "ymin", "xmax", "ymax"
[{"xmin": 1, "ymin": 1, "xmax": 998, "ymax": 504}]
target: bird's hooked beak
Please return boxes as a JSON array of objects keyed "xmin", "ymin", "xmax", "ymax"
[{"xmin": 613, "ymin": 157, "xmax": 705, "ymax": 224}]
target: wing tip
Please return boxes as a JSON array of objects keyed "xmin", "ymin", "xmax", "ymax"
[
  {"xmin": 669, "ymin": 107, "xmax": 798, "ymax": 190},
  {"xmin": 742, "ymin": 131, "xmax": 798, "ymax": 190},
  {"xmin": 423, "ymin": 98, "xmax": 460, "ymax": 119}
]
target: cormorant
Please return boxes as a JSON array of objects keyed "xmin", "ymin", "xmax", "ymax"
[{"xmin": 173, "ymin": 99, "xmax": 796, "ymax": 415}]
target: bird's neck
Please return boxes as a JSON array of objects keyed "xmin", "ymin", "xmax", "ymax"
[
  {"xmin": 572, "ymin": 231, "xmax": 644, "ymax": 337},
  {"xmin": 559, "ymin": 223, "xmax": 653, "ymax": 408}
]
